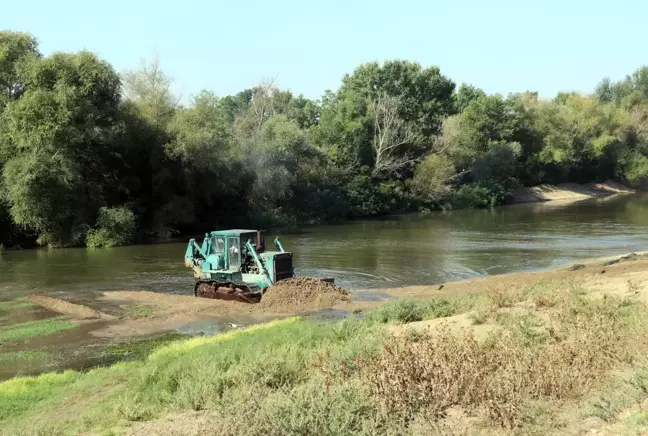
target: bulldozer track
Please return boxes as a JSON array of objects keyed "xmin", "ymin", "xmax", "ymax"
[{"xmin": 194, "ymin": 280, "xmax": 261, "ymax": 304}]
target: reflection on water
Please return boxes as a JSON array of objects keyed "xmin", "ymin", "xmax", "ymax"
[{"xmin": 1, "ymin": 194, "xmax": 648, "ymax": 301}]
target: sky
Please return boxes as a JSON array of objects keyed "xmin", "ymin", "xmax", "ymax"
[{"xmin": 3, "ymin": 0, "xmax": 647, "ymax": 103}]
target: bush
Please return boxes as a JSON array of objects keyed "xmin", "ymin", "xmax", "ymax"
[
  {"xmin": 472, "ymin": 141, "xmax": 522, "ymax": 183},
  {"xmin": 619, "ymin": 151, "xmax": 648, "ymax": 188},
  {"xmin": 410, "ymin": 154, "xmax": 456, "ymax": 201},
  {"xmin": 453, "ymin": 182, "xmax": 512, "ymax": 208},
  {"xmin": 366, "ymin": 299, "xmax": 425, "ymax": 324},
  {"xmin": 360, "ymin": 294, "xmax": 646, "ymax": 428},
  {"xmin": 86, "ymin": 207, "xmax": 136, "ymax": 248}
]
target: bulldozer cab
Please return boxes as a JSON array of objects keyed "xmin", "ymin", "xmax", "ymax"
[{"xmin": 203, "ymin": 230, "xmax": 263, "ymax": 271}]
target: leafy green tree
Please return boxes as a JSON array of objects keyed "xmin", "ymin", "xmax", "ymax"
[
  {"xmin": 311, "ymin": 89, "xmax": 374, "ymax": 170},
  {"xmin": 340, "ymin": 60, "xmax": 455, "ymax": 136},
  {"xmin": 244, "ymin": 114, "xmax": 321, "ymax": 213},
  {"xmin": 167, "ymin": 90, "xmax": 233, "ymax": 170},
  {"xmin": 450, "ymin": 95, "xmax": 520, "ymax": 166},
  {"xmin": 454, "ymin": 84, "xmax": 486, "ymax": 113},
  {"xmin": 0, "ymin": 31, "xmax": 39, "ymax": 109},
  {"xmin": 0, "ymin": 51, "xmax": 122, "ymax": 246},
  {"xmin": 122, "ymin": 56, "xmax": 178, "ymax": 127}
]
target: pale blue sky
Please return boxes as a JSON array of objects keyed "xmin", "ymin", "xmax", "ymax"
[{"xmin": 3, "ymin": 0, "xmax": 646, "ymax": 102}]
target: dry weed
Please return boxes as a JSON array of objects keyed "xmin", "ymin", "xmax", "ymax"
[{"xmin": 358, "ymin": 292, "xmax": 647, "ymax": 429}]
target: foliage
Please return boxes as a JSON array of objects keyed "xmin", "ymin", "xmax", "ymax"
[
  {"xmin": 453, "ymin": 182, "xmax": 513, "ymax": 208},
  {"xmin": 86, "ymin": 207, "xmax": 136, "ymax": 248},
  {"xmin": 410, "ymin": 154, "xmax": 456, "ymax": 201},
  {"xmin": 1, "ymin": 31, "xmax": 648, "ymax": 248}
]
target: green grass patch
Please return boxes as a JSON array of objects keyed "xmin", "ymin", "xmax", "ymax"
[
  {"xmin": 0, "ymin": 298, "xmax": 38, "ymax": 312},
  {"xmin": 0, "ymin": 317, "xmax": 387, "ymax": 435},
  {"xmin": 0, "ymin": 318, "xmax": 77, "ymax": 343},
  {"xmin": 0, "ymin": 351, "xmax": 46, "ymax": 364},
  {"xmin": 103, "ymin": 332, "xmax": 188, "ymax": 361},
  {"xmin": 120, "ymin": 304, "xmax": 153, "ymax": 320},
  {"xmin": 364, "ymin": 294, "xmax": 488, "ymax": 325}
]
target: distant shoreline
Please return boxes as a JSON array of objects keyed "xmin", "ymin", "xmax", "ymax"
[{"xmin": 511, "ymin": 180, "xmax": 635, "ymax": 204}]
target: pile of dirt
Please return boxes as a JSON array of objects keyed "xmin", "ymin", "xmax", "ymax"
[{"xmin": 260, "ymin": 277, "xmax": 351, "ymax": 312}]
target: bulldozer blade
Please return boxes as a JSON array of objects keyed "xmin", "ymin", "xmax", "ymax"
[{"xmin": 194, "ymin": 280, "xmax": 261, "ymax": 304}]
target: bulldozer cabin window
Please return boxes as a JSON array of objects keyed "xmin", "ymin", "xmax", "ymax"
[
  {"xmin": 228, "ymin": 237, "xmax": 241, "ymax": 269},
  {"xmin": 211, "ymin": 237, "xmax": 225, "ymax": 254}
]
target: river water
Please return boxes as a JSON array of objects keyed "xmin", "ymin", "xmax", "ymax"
[{"xmin": 1, "ymin": 194, "xmax": 648, "ymax": 303}]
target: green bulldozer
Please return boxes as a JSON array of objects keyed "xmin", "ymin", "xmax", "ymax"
[{"xmin": 184, "ymin": 229, "xmax": 295, "ymax": 303}]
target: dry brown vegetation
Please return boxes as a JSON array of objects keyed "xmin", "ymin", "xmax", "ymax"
[{"xmin": 361, "ymin": 297, "xmax": 645, "ymax": 428}]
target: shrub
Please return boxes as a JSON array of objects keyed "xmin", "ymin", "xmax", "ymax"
[
  {"xmin": 359, "ymin": 292, "xmax": 647, "ymax": 428},
  {"xmin": 410, "ymin": 154, "xmax": 456, "ymax": 201},
  {"xmin": 86, "ymin": 206, "xmax": 136, "ymax": 248},
  {"xmin": 453, "ymin": 182, "xmax": 511, "ymax": 208},
  {"xmin": 472, "ymin": 141, "xmax": 522, "ymax": 183},
  {"xmin": 366, "ymin": 299, "xmax": 424, "ymax": 324}
]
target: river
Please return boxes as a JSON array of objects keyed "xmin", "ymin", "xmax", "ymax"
[{"xmin": 1, "ymin": 193, "xmax": 648, "ymax": 303}]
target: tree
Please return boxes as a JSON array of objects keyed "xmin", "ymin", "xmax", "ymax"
[
  {"xmin": 340, "ymin": 60, "xmax": 455, "ymax": 137},
  {"xmin": 121, "ymin": 55, "xmax": 178, "ymax": 127},
  {"xmin": 595, "ymin": 77, "xmax": 614, "ymax": 104},
  {"xmin": 166, "ymin": 90, "xmax": 233, "ymax": 171},
  {"xmin": 454, "ymin": 84, "xmax": 486, "ymax": 113},
  {"xmin": 0, "ymin": 51, "xmax": 123, "ymax": 246},
  {"xmin": 243, "ymin": 114, "xmax": 325, "ymax": 225},
  {"xmin": 0, "ymin": 31, "xmax": 39, "ymax": 109},
  {"xmin": 472, "ymin": 141, "xmax": 522, "ymax": 183},
  {"xmin": 370, "ymin": 94, "xmax": 417, "ymax": 176},
  {"xmin": 451, "ymin": 95, "xmax": 519, "ymax": 164},
  {"xmin": 311, "ymin": 89, "xmax": 374, "ymax": 171},
  {"xmin": 234, "ymin": 78, "xmax": 277, "ymax": 138}
]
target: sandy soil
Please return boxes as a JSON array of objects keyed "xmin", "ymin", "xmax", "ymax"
[
  {"xmin": 27, "ymin": 295, "xmax": 115, "ymax": 321},
  {"xmin": 512, "ymin": 180, "xmax": 634, "ymax": 204},
  {"xmin": 26, "ymin": 251, "xmax": 648, "ymax": 340}
]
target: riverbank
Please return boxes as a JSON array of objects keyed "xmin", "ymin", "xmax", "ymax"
[
  {"xmin": 17, "ymin": 250, "xmax": 648, "ymax": 340},
  {"xmin": 5, "ymin": 251, "xmax": 648, "ymax": 435},
  {"xmin": 512, "ymin": 180, "xmax": 634, "ymax": 204},
  {"xmin": 0, "ymin": 181, "xmax": 637, "ymax": 254}
]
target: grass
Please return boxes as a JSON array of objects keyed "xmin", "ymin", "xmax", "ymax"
[
  {"xmin": 364, "ymin": 293, "xmax": 489, "ymax": 325},
  {"xmin": 1, "ymin": 280, "xmax": 648, "ymax": 435},
  {"xmin": 0, "ymin": 317, "xmax": 77, "ymax": 343},
  {"xmin": 102, "ymin": 332, "xmax": 188, "ymax": 361},
  {"xmin": 0, "ymin": 298, "xmax": 38, "ymax": 311},
  {"xmin": 120, "ymin": 304, "xmax": 153, "ymax": 320},
  {"xmin": 0, "ymin": 351, "xmax": 47, "ymax": 364}
]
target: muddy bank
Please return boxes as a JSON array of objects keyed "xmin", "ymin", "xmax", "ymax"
[
  {"xmin": 512, "ymin": 180, "xmax": 634, "ymax": 204},
  {"xmin": 25, "ymin": 251, "xmax": 648, "ymax": 341}
]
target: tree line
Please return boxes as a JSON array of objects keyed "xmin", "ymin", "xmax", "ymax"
[{"xmin": 1, "ymin": 30, "xmax": 648, "ymax": 249}]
